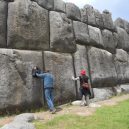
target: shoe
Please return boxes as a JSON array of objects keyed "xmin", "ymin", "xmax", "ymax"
[{"xmin": 51, "ymin": 108, "xmax": 56, "ymax": 114}]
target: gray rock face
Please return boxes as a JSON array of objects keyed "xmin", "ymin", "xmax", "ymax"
[
  {"xmin": 0, "ymin": 49, "xmax": 43, "ymax": 110},
  {"xmin": 80, "ymin": 7, "xmax": 88, "ymax": 23},
  {"xmin": 33, "ymin": 0, "xmax": 54, "ymax": 10},
  {"xmin": 54, "ymin": 0, "xmax": 65, "ymax": 13},
  {"xmin": 50, "ymin": 11, "xmax": 76, "ymax": 53},
  {"xmin": 94, "ymin": 9, "xmax": 103, "ymax": 28},
  {"xmin": 114, "ymin": 18, "xmax": 125, "ymax": 29},
  {"xmin": 88, "ymin": 25, "xmax": 103, "ymax": 48},
  {"xmin": 91, "ymin": 87, "xmax": 115, "ymax": 102},
  {"xmin": 84, "ymin": 5, "xmax": 96, "ymax": 26},
  {"xmin": 87, "ymin": 47, "xmax": 117, "ymax": 88},
  {"xmin": 114, "ymin": 49, "xmax": 129, "ymax": 84},
  {"xmin": 66, "ymin": 3, "xmax": 81, "ymax": 21},
  {"xmin": 0, "ymin": 0, "xmax": 7, "ymax": 47},
  {"xmin": 120, "ymin": 84, "xmax": 129, "ymax": 93},
  {"xmin": 44, "ymin": 51, "xmax": 76, "ymax": 104},
  {"xmin": 7, "ymin": 0, "xmax": 49, "ymax": 50},
  {"xmin": 73, "ymin": 21, "xmax": 89, "ymax": 45},
  {"xmin": 102, "ymin": 10, "xmax": 114, "ymax": 31},
  {"xmin": 117, "ymin": 27, "xmax": 129, "ymax": 52},
  {"xmin": 0, "ymin": 121, "xmax": 35, "ymax": 129},
  {"xmin": 102, "ymin": 29, "xmax": 116, "ymax": 54},
  {"xmin": 14, "ymin": 113, "xmax": 35, "ymax": 122},
  {"xmin": 115, "ymin": 18, "xmax": 129, "ymax": 34}
]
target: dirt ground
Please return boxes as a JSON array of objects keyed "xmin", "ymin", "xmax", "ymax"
[{"xmin": 0, "ymin": 94, "xmax": 129, "ymax": 126}]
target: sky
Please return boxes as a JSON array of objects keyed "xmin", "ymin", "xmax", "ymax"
[{"xmin": 63, "ymin": 0, "xmax": 129, "ymax": 22}]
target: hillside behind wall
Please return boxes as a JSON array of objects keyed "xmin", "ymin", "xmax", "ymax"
[{"xmin": 0, "ymin": 0, "xmax": 129, "ymax": 113}]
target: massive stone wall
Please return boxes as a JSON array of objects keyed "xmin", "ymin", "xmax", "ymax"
[{"xmin": 0, "ymin": 0, "xmax": 129, "ymax": 112}]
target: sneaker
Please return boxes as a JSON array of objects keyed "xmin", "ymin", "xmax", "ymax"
[{"xmin": 51, "ymin": 108, "xmax": 56, "ymax": 114}]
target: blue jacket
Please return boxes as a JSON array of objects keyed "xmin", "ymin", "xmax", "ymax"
[{"xmin": 36, "ymin": 72, "xmax": 54, "ymax": 89}]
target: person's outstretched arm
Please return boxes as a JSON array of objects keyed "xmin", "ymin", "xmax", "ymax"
[
  {"xmin": 72, "ymin": 76, "xmax": 79, "ymax": 81},
  {"xmin": 36, "ymin": 72, "xmax": 45, "ymax": 78}
]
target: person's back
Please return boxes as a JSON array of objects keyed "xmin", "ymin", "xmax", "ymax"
[{"xmin": 43, "ymin": 73, "xmax": 54, "ymax": 89}]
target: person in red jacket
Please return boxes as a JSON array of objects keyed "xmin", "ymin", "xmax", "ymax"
[{"xmin": 72, "ymin": 70, "xmax": 91, "ymax": 106}]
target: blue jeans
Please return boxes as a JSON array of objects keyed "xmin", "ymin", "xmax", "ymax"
[{"xmin": 44, "ymin": 88, "xmax": 54, "ymax": 110}]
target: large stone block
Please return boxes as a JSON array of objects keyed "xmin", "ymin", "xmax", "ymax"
[
  {"xmin": 80, "ymin": 7, "xmax": 88, "ymax": 24},
  {"xmin": 33, "ymin": 0, "xmax": 54, "ymax": 10},
  {"xmin": 115, "ymin": 18, "xmax": 129, "ymax": 34},
  {"xmin": 0, "ymin": 48, "xmax": 43, "ymax": 111},
  {"xmin": 114, "ymin": 49, "xmax": 129, "ymax": 84},
  {"xmin": 117, "ymin": 27, "xmax": 129, "ymax": 52},
  {"xmin": 102, "ymin": 29, "xmax": 116, "ymax": 54},
  {"xmin": 66, "ymin": 3, "xmax": 81, "ymax": 21},
  {"xmin": 7, "ymin": 0, "xmax": 49, "ymax": 50},
  {"xmin": 114, "ymin": 18, "xmax": 125, "ymax": 29},
  {"xmin": 88, "ymin": 25, "xmax": 103, "ymax": 48},
  {"xmin": 102, "ymin": 10, "xmax": 114, "ymax": 31},
  {"xmin": 86, "ymin": 5, "xmax": 96, "ymax": 26},
  {"xmin": 50, "ymin": 11, "xmax": 76, "ymax": 53},
  {"xmin": 88, "ymin": 47, "xmax": 117, "ymax": 88},
  {"xmin": 44, "ymin": 51, "xmax": 76, "ymax": 104},
  {"xmin": 94, "ymin": 9, "xmax": 104, "ymax": 28},
  {"xmin": 0, "ymin": 0, "xmax": 7, "ymax": 48},
  {"xmin": 82, "ymin": 4, "xmax": 96, "ymax": 26},
  {"xmin": 73, "ymin": 21, "xmax": 89, "ymax": 45},
  {"xmin": 54, "ymin": 0, "xmax": 65, "ymax": 13},
  {"xmin": 91, "ymin": 87, "xmax": 115, "ymax": 102}
]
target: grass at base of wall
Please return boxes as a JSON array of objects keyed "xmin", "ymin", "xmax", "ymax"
[{"xmin": 34, "ymin": 99, "xmax": 129, "ymax": 129}]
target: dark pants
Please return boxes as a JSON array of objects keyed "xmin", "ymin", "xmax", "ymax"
[{"xmin": 80, "ymin": 88, "xmax": 91, "ymax": 106}]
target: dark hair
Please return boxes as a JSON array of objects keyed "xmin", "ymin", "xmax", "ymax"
[{"xmin": 32, "ymin": 66, "xmax": 41, "ymax": 77}]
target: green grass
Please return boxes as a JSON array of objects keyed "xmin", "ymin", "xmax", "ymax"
[{"xmin": 34, "ymin": 100, "xmax": 129, "ymax": 129}]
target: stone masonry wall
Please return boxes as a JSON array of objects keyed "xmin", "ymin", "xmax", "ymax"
[{"xmin": 0, "ymin": 0, "xmax": 129, "ymax": 112}]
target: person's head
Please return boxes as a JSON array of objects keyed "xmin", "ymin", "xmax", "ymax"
[
  {"xmin": 80, "ymin": 69, "xmax": 86, "ymax": 75},
  {"xmin": 33, "ymin": 66, "xmax": 40, "ymax": 70}
]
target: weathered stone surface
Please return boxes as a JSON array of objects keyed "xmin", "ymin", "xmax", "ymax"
[
  {"xmin": 91, "ymin": 87, "xmax": 115, "ymax": 102},
  {"xmin": 33, "ymin": 0, "xmax": 54, "ymax": 10},
  {"xmin": 0, "ymin": 49, "xmax": 43, "ymax": 110},
  {"xmin": 84, "ymin": 4, "xmax": 96, "ymax": 26},
  {"xmin": 80, "ymin": 7, "xmax": 88, "ymax": 23},
  {"xmin": 113, "ymin": 32, "xmax": 119, "ymax": 49},
  {"xmin": 120, "ymin": 84, "xmax": 129, "ymax": 93},
  {"xmin": 7, "ymin": 0, "xmax": 49, "ymax": 50},
  {"xmin": 117, "ymin": 27, "xmax": 129, "ymax": 52},
  {"xmin": 88, "ymin": 25, "xmax": 103, "ymax": 48},
  {"xmin": 73, "ymin": 21, "xmax": 89, "ymax": 45},
  {"xmin": 88, "ymin": 47, "xmax": 117, "ymax": 88},
  {"xmin": 44, "ymin": 51, "xmax": 76, "ymax": 104},
  {"xmin": 114, "ymin": 18, "xmax": 125, "ymax": 29},
  {"xmin": 124, "ymin": 20, "xmax": 129, "ymax": 34},
  {"xmin": 14, "ymin": 113, "xmax": 35, "ymax": 122},
  {"xmin": 102, "ymin": 10, "xmax": 114, "ymax": 31},
  {"xmin": 50, "ymin": 11, "xmax": 76, "ymax": 53},
  {"xmin": 94, "ymin": 9, "xmax": 104, "ymax": 28},
  {"xmin": 115, "ymin": 18, "xmax": 129, "ymax": 34},
  {"xmin": 0, "ymin": 121, "xmax": 35, "ymax": 129},
  {"xmin": 54, "ymin": 0, "xmax": 65, "ymax": 13},
  {"xmin": 114, "ymin": 49, "xmax": 129, "ymax": 84},
  {"xmin": 102, "ymin": 29, "xmax": 116, "ymax": 54},
  {"xmin": 0, "ymin": 0, "xmax": 7, "ymax": 48},
  {"xmin": 66, "ymin": 3, "xmax": 81, "ymax": 21}
]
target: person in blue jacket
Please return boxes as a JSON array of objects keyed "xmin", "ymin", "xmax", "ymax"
[{"xmin": 32, "ymin": 66, "xmax": 56, "ymax": 114}]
